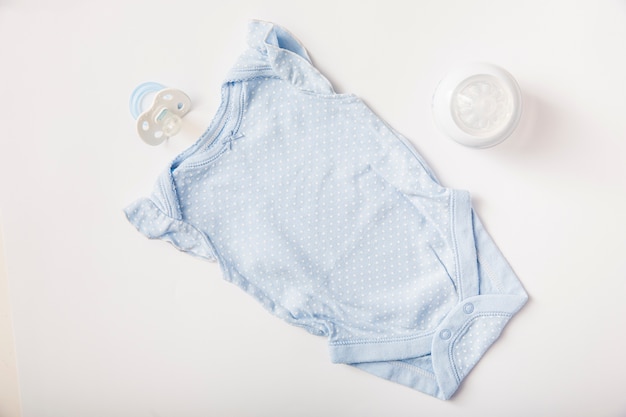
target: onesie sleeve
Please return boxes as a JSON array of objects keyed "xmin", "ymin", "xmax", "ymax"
[{"xmin": 124, "ymin": 190, "xmax": 217, "ymax": 262}]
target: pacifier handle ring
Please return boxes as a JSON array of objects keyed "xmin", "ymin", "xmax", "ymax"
[{"xmin": 129, "ymin": 82, "xmax": 166, "ymax": 119}]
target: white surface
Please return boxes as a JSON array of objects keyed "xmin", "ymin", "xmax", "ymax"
[
  {"xmin": 1, "ymin": 1, "xmax": 626, "ymax": 416},
  {"xmin": 0, "ymin": 220, "xmax": 22, "ymax": 417}
]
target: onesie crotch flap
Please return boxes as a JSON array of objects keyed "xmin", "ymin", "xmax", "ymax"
[
  {"xmin": 431, "ymin": 293, "xmax": 527, "ymax": 399},
  {"xmin": 327, "ymin": 293, "xmax": 527, "ymax": 400}
]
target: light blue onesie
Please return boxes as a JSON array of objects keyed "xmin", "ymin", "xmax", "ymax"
[{"xmin": 125, "ymin": 21, "xmax": 528, "ymax": 400}]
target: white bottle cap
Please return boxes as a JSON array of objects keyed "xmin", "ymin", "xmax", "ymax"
[{"xmin": 432, "ymin": 63, "xmax": 522, "ymax": 148}]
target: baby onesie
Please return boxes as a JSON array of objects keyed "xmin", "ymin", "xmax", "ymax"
[{"xmin": 125, "ymin": 20, "xmax": 528, "ymax": 400}]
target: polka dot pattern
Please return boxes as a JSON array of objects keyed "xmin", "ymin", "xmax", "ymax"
[
  {"xmin": 125, "ymin": 20, "xmax": 529, "ymax": 399},
  {"xmin": 452, "ymin": 316, "xmax": 509, "ymax": 380},
  {"xmin": 172, "ymin": 71, "xmax": 459, "ymax": 341},
  {"xmin": 129, "ymin": 20, "xmax": 461, "ymax": 343}
]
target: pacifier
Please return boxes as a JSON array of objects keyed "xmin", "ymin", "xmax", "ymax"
[
  {"xmin": 129, "ymin": 82, "xmax": 192, "ymax": 145},
  {"xmin": 432, "ymin": 63, "xmax": 522, "ymax": 148}
]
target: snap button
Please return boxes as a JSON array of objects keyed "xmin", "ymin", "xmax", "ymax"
[
  {"xmin": 439, "ymin": 329, "xmax": 452, "ymax": 340},
  {"xmin": 463, "ymin": 303, "xmax": 475, "ymax": 314}
]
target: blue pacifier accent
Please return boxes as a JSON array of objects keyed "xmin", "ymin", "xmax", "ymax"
[{"xmin": 129, "ymin": 82, "xmax": 192, "ymax": 146}]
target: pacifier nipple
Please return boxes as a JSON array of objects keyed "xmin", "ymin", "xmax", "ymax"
[
  {"xmin": 159, "ymin": 111, "xmax": 182, "ymax": 136},
  {"xmin": 432, "ymin": 63, "xmax": 522, "ymax": 148},
  {"xmin": 130, "ymin": 82, "xmax": 192, "ymax": 146}
]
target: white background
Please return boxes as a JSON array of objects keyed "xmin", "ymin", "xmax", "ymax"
[{"xmin": 1, "ymin": 0, "xmax": 626, "ymax": 416}]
